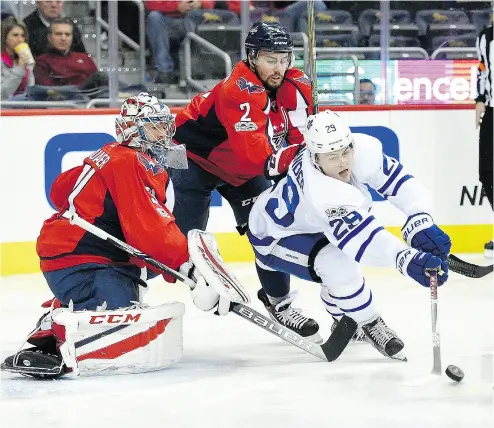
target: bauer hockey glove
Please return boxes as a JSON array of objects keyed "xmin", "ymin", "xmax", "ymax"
[
  {"xmin": 396, "ymin": 248, "xmax": 449, "ymax": 287},
  {"xmin": 401, "ymin": 213, "xmax": 451, "ymax": 261},
  {"xmin": 179, "ymin": 260, "xmax": 231, "ymax": 316},
  {"xmin": 264, "ymin": 144, "xmax": 303, "ymax": 182}
]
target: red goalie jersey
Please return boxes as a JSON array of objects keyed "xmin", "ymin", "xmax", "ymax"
[
  {"xmin": 37, "ymin": 143, "xmax": 189, "ymax": 280},
  {"xmin": 173, "ymin": 61, "xmax": 312, "ymax": 186}
]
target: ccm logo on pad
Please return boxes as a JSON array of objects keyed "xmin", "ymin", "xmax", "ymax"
[{"xmin": 89, "ymin": 313, "xmax": 142, "ymax": 324}]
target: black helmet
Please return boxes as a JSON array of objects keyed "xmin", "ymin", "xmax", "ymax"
[{"xmin": 244, "ymin": 21, "xmax": 293, "ymax": 58}]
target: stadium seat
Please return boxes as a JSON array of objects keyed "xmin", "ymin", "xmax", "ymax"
[
  {"xmin": 415, "ymin": 9, "xmax": 472, "ymax": 36},
  {"xmin": 469, "ymin": 9, "xmax": 493, "ymax": 33},
  {"xmin": 430, "ymin": 33, "xmax": 478, "ymax": 58},
  {"xmin": 298, "ymin": 10, "xmax": 359, "ymax": 36},
  {"xmin": 431, "ymin": 33, "xmax": 477, "ymax": 51},
  {"xmin": 358, "ymin": 9, "xmax": 415, "ymax": 37},
  {"xmin": 368, "ymin": 34, "xmax": 421, "ymax": 48},
  {"xmin": 416, "ymin": 9, "xmax": 476, "ymax": 52},
  {"xmin": 366, "ymin": 35, "xmax": 423, "ymax": 59},
  {"xmin": 250, "ymin": 9, "xmax": 293, "ymax": 32},
  {"xmin": 196, "ymin": 24, "xmax": 242, "ymax": 54},
  {"xmin": 316, "ymin": 34, "xmax": 358, "ymax": 48}
]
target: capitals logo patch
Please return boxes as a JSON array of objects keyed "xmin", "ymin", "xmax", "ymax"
[
  {"xmin": 236, "ymin": 77, "xmax": 265, "ymax": 94},
  {"xmin": 293, "ymin": 75, "xmax": 311, "ymax": 86},
  {"xmin": 136, "ymin": 152, "xmax": 164, "ymax": 176}
]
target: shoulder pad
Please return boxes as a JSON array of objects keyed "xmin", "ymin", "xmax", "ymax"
[
  {"xmin": 223, "ymin": 62, "xmax": 268, "ymax": 109},
  {"xmin": 277, "ymin": 68, "xmax": 312, "ymax": 109},
  {"xmin": 284, "ymin": 68, "xmax": 312, "ymax": 87}
]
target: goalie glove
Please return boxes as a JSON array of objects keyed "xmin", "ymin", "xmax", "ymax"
[
  {"xmin": 402, "ymin": 213, "xmax": 451, "ymax": 261},
  {"xmin": 264, "ymin": 144, "xmax": 303, "ymax": 182},
  {"xmin": 179, "ymin": 260, "xmax": 231, "ymax": 316}
]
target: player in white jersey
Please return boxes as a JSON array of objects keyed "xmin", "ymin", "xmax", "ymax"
[{"xmin": 248, "ymin": 110, "xmax": 451, "ymax": 360}]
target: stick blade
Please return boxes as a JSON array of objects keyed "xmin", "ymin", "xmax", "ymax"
[
  {"xmin": 321, "ymin": 315, "xmax": 358, "ymax": 362},
  {"xmin": 448, "ymin": 254, "xmax": 493, "ymax": 279}
]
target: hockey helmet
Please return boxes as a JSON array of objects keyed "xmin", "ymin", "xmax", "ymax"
[
  {"xmin": 245, "ymin": 21, "xmax": 293, "ymax": 59},
  {"xmin": 303, "ymin": 110, "xmax": 354, "ymax": 169}
]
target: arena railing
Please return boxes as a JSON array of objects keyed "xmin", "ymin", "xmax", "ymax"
[
  {"xmin": 182, "ymin": 32, "xmax": 233, "ymax": 93},
  {"xmin": 86, "ymin": 98, "xmax": 192, "ymax": 108},
  {"xmin": 0, "ymin": 101, "xmax": 81, "ymax": 109},
  {"xmin": 430, "ymin": 47, "xmax": 477, "ymax": 60},
  {"xmin": 293, "ymin": 47, "xmax": 429, "ymax": 61},
  {"xmin": 95, "ymin": 0, "xmax": 146, "ymax": 84}
]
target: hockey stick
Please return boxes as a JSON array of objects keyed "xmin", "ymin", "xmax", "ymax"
[
  {"xmin": 69, "ymin": 214, "xmax": 357, "ymax": 362},
  {"xmin": 307, "ymin": 0, "xmax": 318, "ymax": 114},
  {"xmin": 447, "ymin": 254, "xmax": 493, "ymax": 279},
  {"xmin": 427, "ymin": 269, "xmax": 442, "ymax": 375}
]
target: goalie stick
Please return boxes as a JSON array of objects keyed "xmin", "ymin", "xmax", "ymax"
[
  {"xmin": 447, "ymin": 254, "xmax": 493, "ymax": 279},
  {"xmin": 69, "ymin": 214, "xmax": 358, "ymax": 362}
]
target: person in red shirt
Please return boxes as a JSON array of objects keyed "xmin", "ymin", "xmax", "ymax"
[
  {"xmin": 145, "ymin": 0, "xmax": 238, "ymax": 83},
  {"xmin": 169, "ymin": 21, "xmax": 321, "ymax": 342},
  {"xmin": 33, "ymin": 17, "xmax": 98, "ymax": 87}
]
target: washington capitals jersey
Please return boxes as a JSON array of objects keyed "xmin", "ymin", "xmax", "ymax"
[
  {"xmin": 248, "ymin": 134, "xmax": 432, "ymax": 267},
  {"xmin": 173, "ymin": 61, "xmax": 312, "ymax": 186},
  {"xmin": 37, "ymin": 143, "xmax": 189, "ymax": 280}
]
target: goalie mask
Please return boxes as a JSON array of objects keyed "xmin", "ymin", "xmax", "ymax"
[{"xmin": 115, "ymin": 92, "xmax": 187, "ymax": 169}]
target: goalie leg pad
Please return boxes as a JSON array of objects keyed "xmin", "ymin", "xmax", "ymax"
[{"xmin": 51, "ymin": 302, "xmax": 185, "ymax": 376}]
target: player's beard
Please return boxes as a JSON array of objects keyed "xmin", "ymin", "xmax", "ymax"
[{"xmin": 259, "ymin": 74, "xmax": 284, "ymax": 92}]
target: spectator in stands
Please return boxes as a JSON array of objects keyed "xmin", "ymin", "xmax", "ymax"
[
  {"xmin": 145, "ymin": 0, "xmax": 238, "ymax": 84},
  {"xmin": 358, "ymin": 78, "xmax": 377, "ymax": 105},
  {"xmin": 24, "ymin": 0, "xmax": 86, "ymax": 58},
  {"xmin": 1, "ymin": 16, "xmax": 35, "ymax": 100},
  {"xmin": 33, "ymin": 17, "xmax": 100, "ymax": 87}
]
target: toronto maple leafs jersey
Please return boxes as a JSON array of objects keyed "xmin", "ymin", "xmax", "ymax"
[{"xmin": 248, "ymin": 133, "xmax": 432, "ymax": 267}]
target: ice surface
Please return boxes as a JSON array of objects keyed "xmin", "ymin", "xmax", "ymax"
[{"xmin": 1, "ymin": 257, "xmax": 492, "ymax": 428}]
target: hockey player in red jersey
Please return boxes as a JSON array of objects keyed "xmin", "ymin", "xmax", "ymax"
[
  {"xmin": 168, "ymin": 21, "xmax": 321, "ymax": 342},
  {"xmin": 1, "ymin": 93, "xmax": 231, "ymax": 379}
]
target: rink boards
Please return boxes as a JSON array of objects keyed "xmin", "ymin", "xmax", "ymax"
[{"xmin": 0, "ymin": 105, "xmax": 492, "ymax": 276}]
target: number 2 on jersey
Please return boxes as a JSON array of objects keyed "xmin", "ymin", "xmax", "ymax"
[{"xmin": 239, "ymin": 103, "xmax": 251, "ymax": 122}]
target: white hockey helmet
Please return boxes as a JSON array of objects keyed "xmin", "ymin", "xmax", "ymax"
[{"xmin": 303, "ymin": 110, "xmax": 354, "ymax": 170}]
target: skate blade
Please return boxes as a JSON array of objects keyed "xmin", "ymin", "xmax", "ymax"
[
  {"xmin": 389, "ymin": 351, "xmax": 407, "ymax": 362},
  {"xmin": 1, "ymin": 362, "xmax": 65, "ymax": 379}
]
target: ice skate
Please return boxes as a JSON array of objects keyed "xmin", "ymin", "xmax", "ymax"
[
  {"xmin": 258, "ymin": 289, "xmax": 322, "ymax": 344},
  {"xmin": 331, "ymin": 317, "xmax": 367, "ymax": 343},
  {"xmin": 361, "ymin": 316, "xmax": 407, "ymax": 361}
]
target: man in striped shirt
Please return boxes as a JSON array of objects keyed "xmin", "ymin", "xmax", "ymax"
[{"xmin": 475, "ymin": 24, "xmax": 493, "ymax": 258}]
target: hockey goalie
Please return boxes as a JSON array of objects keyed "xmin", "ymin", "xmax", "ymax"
[{"xmin": 1, "ymin": 93, "xmax": 247, "ymax": 379}]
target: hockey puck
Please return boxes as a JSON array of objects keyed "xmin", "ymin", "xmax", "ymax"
[{"xmin": 445, "ymin": 365, "xmax": 464, "ymax": 383}]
